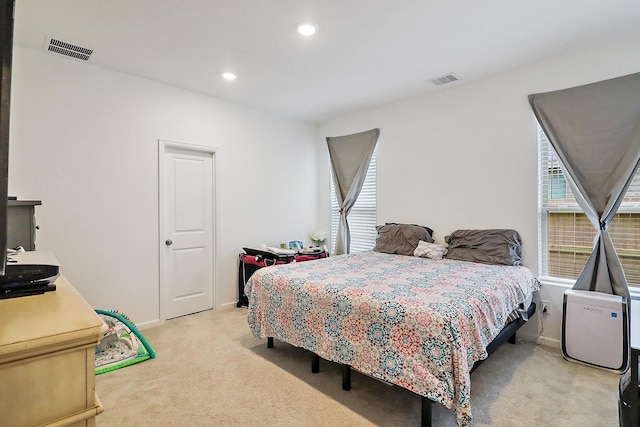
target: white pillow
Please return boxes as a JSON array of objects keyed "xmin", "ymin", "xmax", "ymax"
[{"xmin": 413, "ymin": 240, "xmax": 446, "ymax": 260}]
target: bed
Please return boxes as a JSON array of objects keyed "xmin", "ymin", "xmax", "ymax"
[{"xmin": 245, "ymin": 228, "xmax": 540, "ymax": 426}]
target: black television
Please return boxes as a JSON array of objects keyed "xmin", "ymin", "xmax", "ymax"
[{"xmin": 0, "ymin": 0, "xmax": 14, "ymax": 275}]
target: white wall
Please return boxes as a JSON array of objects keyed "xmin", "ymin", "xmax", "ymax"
[
  {"xmin": 10, "ymin": 36, "xmax": 640, "ymax": 341},
  {"xmin": 318, "ymin": 36, "xmax": 640, "ymax": 346},
  {"xmin": 9, "ymin": 46, "xmax": 318, "ymax": 326}
]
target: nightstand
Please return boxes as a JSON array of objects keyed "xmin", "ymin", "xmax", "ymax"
[{"xmin": 237, "ymin": 248, "xmax": 327, "ymax": 307}]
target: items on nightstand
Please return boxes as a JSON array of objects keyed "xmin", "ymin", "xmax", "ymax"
[
  {"xmin": 266, "ymin": 246, "xmax": 297, "ymax": 256},
  {"xmin": 288, "ymin": 240, "xmax": 304, "ymax": 250}
]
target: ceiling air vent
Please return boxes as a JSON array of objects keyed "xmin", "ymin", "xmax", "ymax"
[
  {"xmin": 46, "ymin": 38, "xmax": 93, "ymax": 61},
  {"xmin": 430, "ymin": 73, "xmax": 459, "ymax": 86}
]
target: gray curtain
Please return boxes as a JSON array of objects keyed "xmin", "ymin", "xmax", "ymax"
[
  {"xmin": 529, "ymin": 72, "xmax": 640, "ymax": 301},
  {"xmin": 327, "ymin": 128, "xmax": 379, "ymax": 255}
]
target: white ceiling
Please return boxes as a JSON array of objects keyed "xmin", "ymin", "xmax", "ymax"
[{"xmin": 13, "ymin": 0, "xmax": 640, "ymax": 123}]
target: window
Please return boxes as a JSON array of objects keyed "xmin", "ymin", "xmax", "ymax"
[
  {"xmin": 538, "ymin": 127, "xmax": 640, "ymax": 287},
  {"xmin": 330, "ymin": 150, "xmax": 377, "ymax": 254}
]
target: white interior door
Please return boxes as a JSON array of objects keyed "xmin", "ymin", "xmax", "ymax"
[{"xmin": 160, "ymin": 140, "xmax": 215, "ymax": 320}]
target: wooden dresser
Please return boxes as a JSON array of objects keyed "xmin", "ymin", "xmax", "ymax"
[{"xmin": 0, "ymin": 275, "xmax": 106, "ymax": 427}]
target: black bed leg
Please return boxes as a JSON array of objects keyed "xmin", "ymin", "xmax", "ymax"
[
  {"xmin": 342, "ymin": 364, "xmax": 351, "ymax": 391},
  {"xmin": 267, "ymin": 337, "xmax": 273, "ymax": 348},
  {"xmin": 421, "ymin": 397, "xmax": 432, "ymax": 427},
  {"xmin": 312, "ymin": 354, "xmax": 320, "ymax": 373},
  {"xmin": 508, "ymin": 332, "xmax": 517, "ymax": 344}
]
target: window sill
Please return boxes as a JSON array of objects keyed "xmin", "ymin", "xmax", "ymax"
[{"xmin": 538, "ymin": 275, "xmax": 640, "ymax": 300}]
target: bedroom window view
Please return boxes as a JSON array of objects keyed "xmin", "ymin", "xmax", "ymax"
[
  {"xmin": 538, "ymin": 128, "xmax": 640, "ymax": 288},
  {"xmin": 330, "ymin": 150, "xmax": 377, "ymax": 254}
]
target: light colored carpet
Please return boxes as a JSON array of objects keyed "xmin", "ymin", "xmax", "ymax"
[{"xmin": 96, "ymin": 308, "xmax": 619, "ymax": 426}]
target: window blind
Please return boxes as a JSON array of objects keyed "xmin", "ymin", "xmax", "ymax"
[
  {"xmin": 538, "ymin": 127, "xmax": 640, "ymax": 287},
  {"xmin": 330, "ymin": 150, "xmax": 377, "ymax": 254}
]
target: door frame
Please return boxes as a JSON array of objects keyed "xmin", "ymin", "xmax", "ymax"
[{"xmin": 158, "ymin": 139, "xmax": 218, "ymax": 323}]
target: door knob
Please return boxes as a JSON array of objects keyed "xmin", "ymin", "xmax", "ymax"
[{"xmin": 165, "ymin": 239, "xmax": 173, "ymax": 246}]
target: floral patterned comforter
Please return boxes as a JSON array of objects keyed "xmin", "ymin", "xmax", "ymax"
[{"xmin": 245, "ymin": 251, "xmax": 540, "ymax": 426}]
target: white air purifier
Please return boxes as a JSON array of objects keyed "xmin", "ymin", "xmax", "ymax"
[{"xmin": 562, "ymin": 289, "xmax": 628, "ymax": 372}]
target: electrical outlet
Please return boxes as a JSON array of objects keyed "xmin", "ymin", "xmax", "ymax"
[{"xmin": 541, "ymin": 300, "xmax": 549, "ymax": 315}]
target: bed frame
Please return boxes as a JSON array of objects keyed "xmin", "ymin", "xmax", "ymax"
[{"xmin": 266, "ymin": 301, "xmax": 536, "ymax": 427}]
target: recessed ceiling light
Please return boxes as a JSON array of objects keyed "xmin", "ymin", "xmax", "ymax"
[
  {"xmin": 222, "ymin": 72, "xmax": 236, "ymax": 81},
  {"xmin": 297, "ymin": 23, "xmax": 316, "ymax": 36}
]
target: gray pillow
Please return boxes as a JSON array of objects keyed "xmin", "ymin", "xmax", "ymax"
[
  {"xmin": 373, "ymin": 223, "xmax": 434, "ymax": 256},
  {"xmin": 444, "ymin": 229, "xmax": 522, "ymax": 266}
]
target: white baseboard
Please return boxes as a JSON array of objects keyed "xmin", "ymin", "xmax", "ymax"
[
  {"xmin": 135, "ymin": 318, "xmax": 162, "ymax": 330},
  {"xmin": 518, "ymin": 331, "xmax": 561, "ymax": 349},
  {"xmin": 220, "ymin": 301, "xmax": 239, "ymax": 310},
  {"xmin": 134, "ymin": 303, "xmax": 236, "ymax": 330}
]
